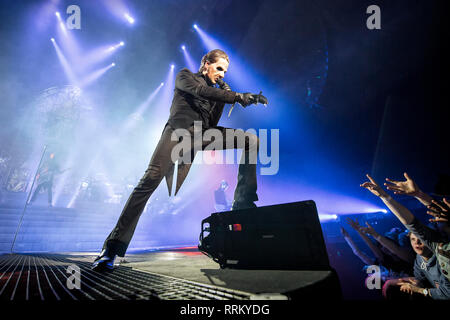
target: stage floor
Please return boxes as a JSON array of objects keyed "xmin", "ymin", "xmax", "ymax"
[{"xmin": 0, "ymin": 246, "xmax": 341, "ymax": 300}]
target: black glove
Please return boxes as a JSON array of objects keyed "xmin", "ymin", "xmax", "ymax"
[
  {"xmin": 250, "ymin": 92, "xmax": 268, "ymax": 105},
  {"xmin": 235, "ymin": 92, "xmax": 268, "ymax": 107},
  {"xmin": 216, "ymin": 79, "xmax": 231, "ymax": 91},
  {"xmin": 234, "ymin": 92, "xmax": 256, "ymax": 107}
]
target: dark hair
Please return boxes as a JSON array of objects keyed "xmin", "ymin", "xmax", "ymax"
[{"xmin": 199, "ymin": 49, "xmax": 229, "ymax": 73}]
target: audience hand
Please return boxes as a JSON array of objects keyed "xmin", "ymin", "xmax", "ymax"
[
  {"xmin": 397, "ymin": 280, "xmax": 423, "ymax": 295},
  {"xmin": 345, "ymin": 217, "xmax": 363, "ymax": 232},
  {"xmin": 360, "ymin": 174, "xmax": 389, "ymax": 198},
  {"xmin": 384, "ymin": 172, "xmax": 420, "ymax": 196},
  {"xmin": 359, "ymin": 221, "xmax": 379, "ymax": 237},
  {"xmin": 426, "ymin": 198, "xmax": 449, "ymax": 223}
]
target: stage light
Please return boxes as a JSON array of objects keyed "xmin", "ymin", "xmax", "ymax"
[
  {"xmin": 171, "ymin": 64, "xmax": 175, "ymax": 69},
  {"xmin": 111, "ymin": 62, "xmax": 116, "ymax": 67},
  {"xmin": 318, "ymin": 213, "xmax": 339, "ymax": 222},
  {"xmin": 193, "ymin": 24, "xmax": 198, "ymax": 29},
  {"xmin": 120, "ymin": 82, "xmax": 165, "ymax": 134},
  {"xmin": 55, "ymin": 12, "xmax": 60, "ymax": 17},
  {"xmin": 51, "ymin": 39, "xmax": 78, "ymax": 84},
  {"xmin": 124, "ymin": 13, "xmax": 135, "ymax": 24},
  {"xmin": 120, "ymin": 41, "xmax": 125, "ymax": 46},
  {"xmin": 181, "ymin": 44, "xmax": 197, "ymax": 72}
]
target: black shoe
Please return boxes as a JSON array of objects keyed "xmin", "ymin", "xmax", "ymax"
[
  {"xmin": 231, "ymin": 200, "xmax": 257, "ymax": 211},
  {"xmin": 92, "ymin": 249, "xmax": 116, "ymax": 272}
]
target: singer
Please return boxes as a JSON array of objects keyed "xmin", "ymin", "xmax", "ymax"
[{"xmin": 92, "ymin": 49, "xmax": 268, "ymax": 272}]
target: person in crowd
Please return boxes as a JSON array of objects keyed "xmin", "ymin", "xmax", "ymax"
[
  {"xmin": 361, "ymin": 173, "xmax": 450, "ymax": 281},
  {"xmin": 383, "ymin": 232, "xmax": 450, "ymax": 300},
  {"xmin": 343, "ymin": 218, "xmax": 414, "ymax": 280},
  {"xmin": 214, "ymin": 180, "xmax": 232, "ymax": 212}
]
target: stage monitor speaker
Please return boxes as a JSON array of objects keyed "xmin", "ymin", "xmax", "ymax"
[{"xmin": 198, "ymin": 200, "xmax": 330, "ymax": 270}]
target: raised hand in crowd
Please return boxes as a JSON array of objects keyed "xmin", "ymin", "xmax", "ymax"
[
  {"xmin": 385, "ymin": 172, "xmax": 421, "ymax": 196},
  {"xmin": 345, "ymin": 217, "xmax": 363, "ymax": 232},
  {"xmin": 345, "ymin": 216, "xmax": 386, "ymax": 263},
  {"xmin": 360, "ymin": 174, "xmax": 390, "ymax": 198},
  {"xmin": 340, "ymin": 226, "xmax": 377, "ymax": 266},
  {"xmin": 427, "ymin": 198, "xmax": 449, "ymax": 223},
  {"xmin": 359, "ymin": 221, "xmax": 378, "ymax": 238},
  {"xmin": 385, "ymin": 172, "xmax": 433, "ymax": 207},
  {"xmin": 361, "ymin": 174, "xmax": 414, "ymax": 225},
  {"xmin": 360, "ymin": 221, "xmax": 415, "ymax": 263}
]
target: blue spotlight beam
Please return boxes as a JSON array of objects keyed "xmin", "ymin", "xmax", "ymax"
[
  {"xmin": 181, "ymin": 45, "xmax": 197, "ymax": 72},
  {"xmin": 122, "ymin": 82, "xmax": 164, "ymax": 132},
  {"xmin": 78, "ymin": 63, "xmax": 115, "ymax": 88},
  {"xmin": 51, "ymin": 39, "xmax": 78, "ymax": 85},
  {"xmin": 193, "ymin": 25, "xmax": 260, "ymax": 91},
  {"xmin": 192, "ymin": 24, "xmax": 283, "ymax": 127}
]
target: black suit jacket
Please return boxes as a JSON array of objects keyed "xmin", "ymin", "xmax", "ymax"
[
  {"xmin": 167, "ymin": 68, "xmax": 236, "ymax": 130},
  {"xmin": 164, "ymin": 68, "xmax": 237, "ymax": 196}
]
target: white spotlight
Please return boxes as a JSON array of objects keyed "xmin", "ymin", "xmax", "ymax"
[
  {"xmin": 181, "ymin": 45, "xmax": 186, "ymax": 50},
  {"xmin": 51, "ymin": 37, "xmax": 55, "ymax": 42},
  {"xmin": 124, "ymin": 13, "xmax": 135, "ymax": 24},
  {"xmin": 111, "ymin": 62, "xmax": 116, "ymax": 67},
  {"xmin": 119, "ymin": 41, "xmax": 125, "ymax": 46},
  {"xmin": 55, "ymin": 12, "xmax": 60, "ymax": 17}
]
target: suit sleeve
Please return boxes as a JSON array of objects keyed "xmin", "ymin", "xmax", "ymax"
[{"xmin": 175, "ymin": 69, "xmax": 236, "ymax": 104}]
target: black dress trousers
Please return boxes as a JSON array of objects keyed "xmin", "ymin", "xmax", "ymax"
[{"xmin": 103, "ymin": 123, "xmax": 259, "ymax": 257}]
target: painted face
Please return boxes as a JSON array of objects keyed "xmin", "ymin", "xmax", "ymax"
[{"xmin": 204, "ymin": 57, "xmax": 229, "ymax": 84}]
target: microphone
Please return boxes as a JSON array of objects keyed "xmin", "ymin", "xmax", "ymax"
[
  {"xmin": 216, "ymin": 79, "xmax": 236, "ymax": 117},
  {"xmin": 216, "ymin": 79, "xmax": 231, "ymax": 91}
]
